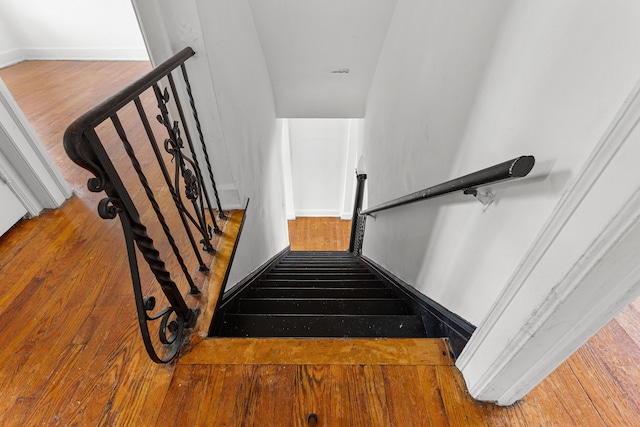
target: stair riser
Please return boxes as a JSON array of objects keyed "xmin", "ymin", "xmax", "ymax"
[
  {"xmin": 257, "ymin": 280, "xmax": 385, "ymax": 288},
  {"xmin": 284, "ymin": 251, "xmax": 353, "ymax": 255},
  {"xmin": 250, "ymin": 288, "xmax": 396, "ymax": 298},
  {"xmin": 266, "ymin": 273, "xmax": 376, "ymax": 281},
  {"xmin": 278, "ymin": 259, "xmax": 362, "ymax": 264},
  {"xmin": 237, "ymin": 298, "xmax": 407, "ymax": 315},
  {"xmin": 213, "ymin": 251, "xmax": 428, "ymax": 339},
  {"xmin": 220, "ymin": 314, "xmax": 427, "ymax": 338},
  {"xmin": 275, "ymin": 267, "xmax": 366, "ymax": 272}
]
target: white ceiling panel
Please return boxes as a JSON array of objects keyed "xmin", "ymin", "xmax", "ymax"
[{"xmin": 248, "ymin": 0, "xmax": 398, "ymax": 118}]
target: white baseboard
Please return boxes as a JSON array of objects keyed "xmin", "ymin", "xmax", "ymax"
[
  {"xmin": 0, "ymin": 49, "xmax": 26, "ymax": 69},
  {"xmin": 21, "ymin": 48, "xmax": 149, "ymax": 61},
  {"xmin": 294, "ymin": 209, "xmax": 342, "ymax": 217},
  {"xmin": 215, "ymin": 184, "xmax": 241, "ymax": 211}
]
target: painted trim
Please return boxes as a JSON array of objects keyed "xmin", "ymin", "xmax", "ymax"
[
  {"xmin": 0, "ymin": 49, "xmax": 25, "ymax": 69},
  {"xmin": 294, "ymin": 209, "xmax": 343, "ymax": 217},
  {"xmin": 0, "ymin": 134, "xmax": 39, "ymax": 215},
  {"xmin": 0, "ymin": 79, "xmax": 72, "ymax": 215},
  {"xmin": 497, "ymin": 187, "xmax": 640, "ymax": 404},
  {"xmin": 361, "ymin": 255, "xmax": 475, "ymax": 358},
  {"xmin": 22, "ymin": 48, "xmax": 148, "ymax": 61},
  {"xmin": 216, "ymin": 183, "xmax": 241, "ymax": 210},
  {"xmin": 0, "ymin": 48, "xmax": 148, "ymax": 68},
  {"xmin": 460, "ymin": 78, "xmax": 640, "ymax": 368},
  {"xmin": 457, "ymin": 77, "xmax": 640, "ymax": 405},
  {"xmin": 360, "ymin": 256, "xmax": 476, "ymax": 359}
]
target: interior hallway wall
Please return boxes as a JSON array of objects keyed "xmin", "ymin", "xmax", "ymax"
[
  {"xmin": 0, "ymin": 0, "xmax": 147, "ymax": 67},
  {"xmin": 287, "ymin": 118, "xmax": 358, "ymax": 218},
  {"xmin": 361, "ymin": 0, "xmax": 640, "ymax": 326}
]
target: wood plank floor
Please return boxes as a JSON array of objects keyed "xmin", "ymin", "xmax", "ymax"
[
  {"xmin": 288, "ymin": 217, "xmax": 352, "ymax": 251},
  {"xmin": 1, "ymin": 60, "xmax": 639, "ymax": 426}
]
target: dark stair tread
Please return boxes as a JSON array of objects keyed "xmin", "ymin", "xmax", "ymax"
[
  {"xmin": 271, "ymin": 270, "xmax": 371, "ymax": 275},
  {"xmin": 220, "ymin": 314, "xmax": 428, "ymax": 338},
  {"xmin": 250, "ymin": 287, "xmax": 396, "ymax": 298},
  {"xmin": 256, "ymin": 279, "xmax": 386, "ymax": 288},
  {"xmin": 286, "ymin": 251, "xmax": 353, "ymax": 256},
  {"xmin": 213, "ymin": 251, "xmax": 429, "ymax": 339},
  {"xmin": 276, "ymin": 261, "xmax": 366, "ymax": 269},
  {"xmin": 278, "ymin": 260, "xmax": 362, "ymax": 266},
  {"xmin": 237, "ymin": 298, "xmax": 407, "ymax": 315},
  {"xmin": 272, "ymin": 266, "xmax": 369, "ymax": 271},
  {"xmin": 265, "ymin": 272, "xmax": 376, "ymax": 281}
]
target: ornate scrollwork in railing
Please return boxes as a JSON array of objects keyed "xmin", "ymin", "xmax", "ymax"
[
  {"xmin": 63, "ymin": 47, "xmax": 223, "ymax": 363},
  {"xmin": 154, "ymin": 85, "xmax": 219, "ymax": 253},
  {"xmin": 353, "ymin": 213, "xmax": 367, "ymax": 255}
]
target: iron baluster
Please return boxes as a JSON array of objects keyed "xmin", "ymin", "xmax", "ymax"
[
  {"xmin": 64, "ymin": 128, "xmax": 199, "ymax": 363},
  {"xmin": 110, "ymin": 113, "xmax": 201, "ymax": 295},
  {"xmin": 117, "ymin": 199, "xmax": 198, "ymax": 363},
  {"xmin": 62, "ymin": 47, "xmax": 223, "ymax": 363},
  {"xmin": 133, "ymin": 96, "xmax": 208, "ymax": 271},
  {"xmin": 153, "ymin": 83, "xmax": 215, "ymax": 253},
  {"xmin": 180, "ymin": 63, "xmax": 226, "ymax": 220},
  {"xmin": 167, "ymin": 72, "xmax": 223, "ymax": 232}
]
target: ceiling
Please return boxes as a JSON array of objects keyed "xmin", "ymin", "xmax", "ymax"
[{"xmin": 247, "ymin": 0, "xmax": 398, "ymax": 118}]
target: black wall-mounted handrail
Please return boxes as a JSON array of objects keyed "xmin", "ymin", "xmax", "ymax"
[{"xmin": 360, "ymin": 156, "xmax": 535, "ymax": 216}]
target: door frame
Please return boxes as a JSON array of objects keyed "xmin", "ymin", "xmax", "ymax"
[
  {"xmin": 0, "ymin": 78, "xmax": 71, "ymax": 217},
  {"xmin": 457, "ymin": 77, "xmax": 640, "ymax": 405}
]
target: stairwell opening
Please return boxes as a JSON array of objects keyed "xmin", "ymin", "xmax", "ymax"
[{"xmin": 282, "ymin": 118, "xmax": 362, "ymax": 225}]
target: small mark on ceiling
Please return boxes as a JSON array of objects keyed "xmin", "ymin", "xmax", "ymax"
[{"xmin": 331, "ymin": 68, "xmax": 350, "ymax": 74}]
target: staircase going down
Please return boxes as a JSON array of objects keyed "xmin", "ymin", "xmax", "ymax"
[{"xmin": 213, "ymin": 251, "xmax": 430, "ymax": 338}]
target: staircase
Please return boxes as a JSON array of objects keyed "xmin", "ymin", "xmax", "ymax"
[{"xmin": 214, "ymin": 251, "xmax": 429, "ymax": 338}]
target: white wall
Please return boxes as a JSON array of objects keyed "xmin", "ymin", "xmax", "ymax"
[
  {"xmin": 288, "ymin": 119, "xmax": 349, "ymax": 217},
  {"xmin": 362, "ymin": 0, "xmax": 640, "ymax": 325},
  {"xmin": 362, "ymin": 0, "xmax": 511, "ymax": 323},
  {"xmin": 281, "ymin": 119, "xmax": 296, "ymax": 219},
  {"xmin": 193, "ymin": 0, "xmax": 290, "ymax": 289},
  {"xmin": 0, "ymin": 13, "xmax": 21, "ymax": 67},
  {"xmin": 0, "ymin": 0, "xmax": 147, "ymax": 67},
  {"xmin": 282, "ymin": 118, "xmax": 361, "ymax": 219},
  {"xmin": 341, "ymin": 119, "xmax": 363, "ymax": 219}
]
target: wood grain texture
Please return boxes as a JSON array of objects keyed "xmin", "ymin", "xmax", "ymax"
[
  {"xmin": 1, "ymin": 59, "xmax": 640, "ymax": 426},
  {"xmin": 294, "ymin": 365, "xmax": 330, "ymax": 427},
  {"xmin": 288, "ymin": 217, "xmax": 352, "ymax": 251},
  {"xmin": 382, "ymin": 365, "xmax": 431, "ymax": 427},
  {"xmin": 180, "ymin": 338, "xmax": 452, "ymax": 366}
]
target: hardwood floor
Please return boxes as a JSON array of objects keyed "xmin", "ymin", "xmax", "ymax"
[
  {"xmin": 288, "ymin": 217, "xmax": 352, "ymax": 251},
  {"xmin": 1, "ymin": 60, "xmax": 639, "ymax": 426}
]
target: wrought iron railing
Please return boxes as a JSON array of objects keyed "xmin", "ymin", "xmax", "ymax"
[
  {"xmin": 348, "ymin": 172, "xmax": 367, "ymax": 254},
  {"xmin": 351, "ymin": 156, "xmax": 535, "ymax": 253},
  {"xmin": 64, "ymin": 47, "xmax": 225, "ymax": 363}
]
